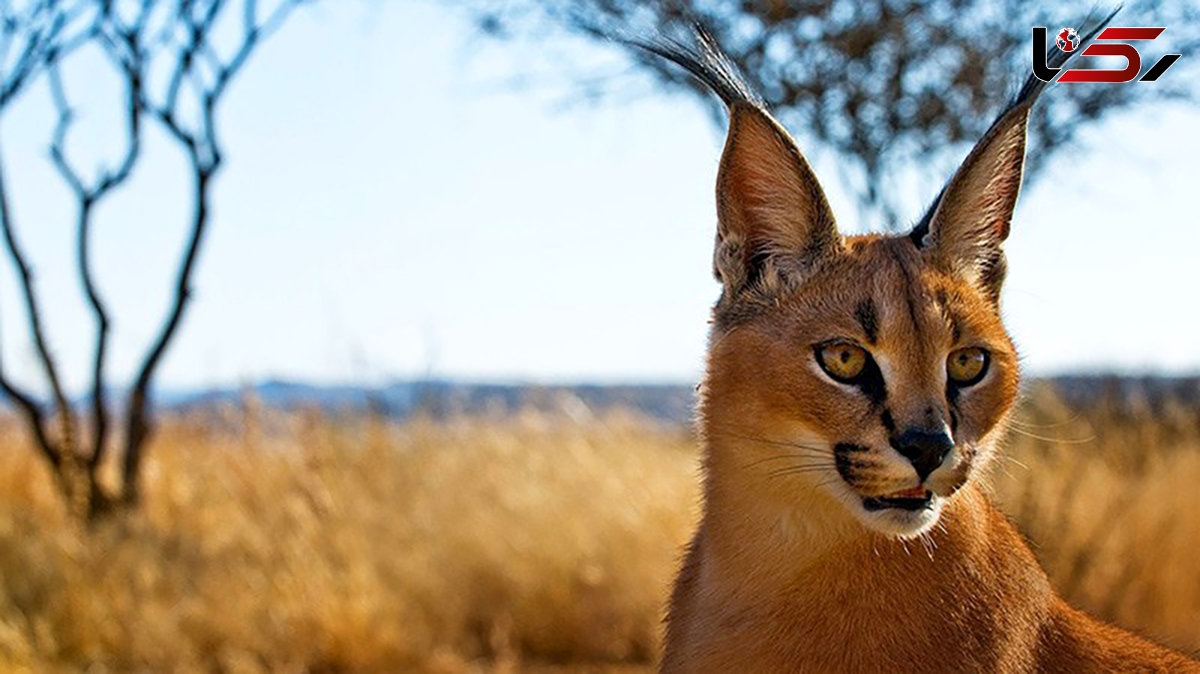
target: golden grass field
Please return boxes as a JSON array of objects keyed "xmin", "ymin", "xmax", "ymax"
[{"xmin": 0, "ymin": 381, "xmax": 1198, "ymax": 672}]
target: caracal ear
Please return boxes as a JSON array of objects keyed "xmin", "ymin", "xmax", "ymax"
[
  {"xmin": 913, "ymin": 8, "xmax": 1118, "ymax": 302},
  {"xmin": 917, "ymin": 105, "xmax": 1030, "ymax": 301},
  {"xmin": 714, "ymin": 102, "xmax": 840, "ymax": 293}
]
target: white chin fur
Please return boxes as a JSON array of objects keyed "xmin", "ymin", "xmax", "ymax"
[
  {"xmin": 824, "ymin": 478, "xmax": 945, "ymax": 539},
  {"xmin": 850, "ymin": 496, "xmax": 945, "ymax": 539}
]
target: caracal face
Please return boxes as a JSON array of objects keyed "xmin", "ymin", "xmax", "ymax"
[
  {"xmin": 706, "ymin": 234, "xmax": 1020, "ymax": 538},
  {"xmin": 696, "ymin": 77, "xmax": 1031, "ymax": 539}
]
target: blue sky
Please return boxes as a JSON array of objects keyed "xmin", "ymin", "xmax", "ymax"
[{"xmin": 0, "ymin": 1, "xmax": 1197, "ymax": 394}]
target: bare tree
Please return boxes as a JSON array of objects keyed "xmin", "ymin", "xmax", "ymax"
[
  {"xmin": 0, "ymin": 0, "xmax": 306, "ymax": 519},
  {"xmin": 471, "ymin": 0, "xmax": 1200, "ymax": 226}
]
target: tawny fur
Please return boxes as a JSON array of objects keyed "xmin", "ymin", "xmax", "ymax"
[
  {"xmin": 664, "ymin": 485, "xmax": 1197, "ymax": 672},
  {"xmin": 650, "ymin": 23, "xmax": 1200, "ymax": 674},
  {"xmin": 664, "ymin": 236, "xmax": 1200, "ymax": 673}
]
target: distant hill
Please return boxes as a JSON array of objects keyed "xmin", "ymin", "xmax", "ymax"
[
  {"xmin": 158, "ymin": 375, "xmax": 1200, "ymax": 425},
  {"xmin": 164, "ymin": 379, "xmax": 698, "ymax": 424}
]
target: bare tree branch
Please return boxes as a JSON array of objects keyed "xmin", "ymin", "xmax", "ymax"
[
  {"xmin": 121, "ymin": 0, "xmax": 307, "ymax": 504},
  {"xmin": 0, "ymin": 1, "xmax": 103, "ymax": 512},
  {"xmin": 0, "ymin": 160, "xmax": 61, "ymax": 471},
  {"xmin": 0, "ymin": 0, "xmax": 308, "ymax": 517},
  {"xmin": 473, "ymin": 0, "xmax": 1200, "ymax": 227},
  {"xmin": 0, "ymin": 126, "xmax": 76, "ymax": 460}
]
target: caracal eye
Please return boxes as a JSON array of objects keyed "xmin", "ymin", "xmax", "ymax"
[
  {"xmin": 948, "ymin": 347, "xmax": 989, "ymax": 385},
  {"xmin": 817, "ymin": 343, "xmax": 868, "ymax": 382}
]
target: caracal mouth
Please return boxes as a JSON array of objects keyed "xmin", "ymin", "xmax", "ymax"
[
  {"xmin": 862, "ymin": 486, "xmax": 934, "ymax": 512},
  {"xmin": 830, "ymin": 481, "xmax": 946, "ymax": 539}
]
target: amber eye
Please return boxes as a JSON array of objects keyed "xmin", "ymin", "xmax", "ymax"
[
  {"xmin": 817, "ymin": 343, "xmax": 868, "ymax": 382},
  {"xmin": 947, "ymin": 347, "xmax": 989, "ymax": 385}
]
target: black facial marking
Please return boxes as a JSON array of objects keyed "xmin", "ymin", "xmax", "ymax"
[
  {"xmin": 854, "ymin": 299, "xmax": 879, "ymax": 345},
  {"xmin": 886, "ymin": 247, "xmax": 922, "ymax": 334},
  {"xmin": 880, "ymin": 409, "xmax": 896, "ymax": 433},
  {"xmin": 934, "ymin": 289, "xmax": 963, "ymax": 343},
  {"xmin": 834, "ymin": 443, "xmax": 870, "ymax": 483},
  {"xmin": 856, "ymin": 357, "xmax": 887, "ymax": 407},
  {"xmin": 903, "ymin": 290, "xmax": 920, "ymax": 333}
]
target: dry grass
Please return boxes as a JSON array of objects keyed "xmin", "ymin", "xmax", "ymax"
[
  {"xmin": 991, "ymin": 384, "xmax": 1200, "ymax": 654},
  {"xmin": 0, "ymin": 382, "xmax": 1198, "ymax": 672}
]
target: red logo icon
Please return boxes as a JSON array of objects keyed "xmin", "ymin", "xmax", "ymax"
[{"xmin": 1056, "ymin": 28, "xmax": 1080, "ymax": 52}]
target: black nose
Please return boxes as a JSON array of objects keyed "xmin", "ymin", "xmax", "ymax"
[{"xmin": 892, "ymin": 428, "xmax": 953, "ymax": 481}]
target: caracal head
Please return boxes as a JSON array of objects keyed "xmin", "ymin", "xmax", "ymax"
[{"xmin": 701, "ymin": 100, "xmax": 1028, "ymax": 539}]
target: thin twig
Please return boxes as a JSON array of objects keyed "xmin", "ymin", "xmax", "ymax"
[
  {"xmin": 0, "ymin": 151, "xmax": 61, "ymax": 469},
  {"xmin": 121, "ymin": 0, "xmax": 306, "ymax": 503},
  {"xmin": 0, "ymin": 136, "xmax": 76, "ymax": 457}
]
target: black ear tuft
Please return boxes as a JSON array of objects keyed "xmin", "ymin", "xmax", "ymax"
[
  {"xmin": 630, "ymin": 24, "xmax": 841, "ymax": 297},
  {"xmin": 621, "ymin": 23, "xmax": 764, "ymax": 111}
]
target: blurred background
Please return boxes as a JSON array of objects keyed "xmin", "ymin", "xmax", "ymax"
[{"xmin": 0, "ymin": 1, "xmax": 1197, "ymax": 671}]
